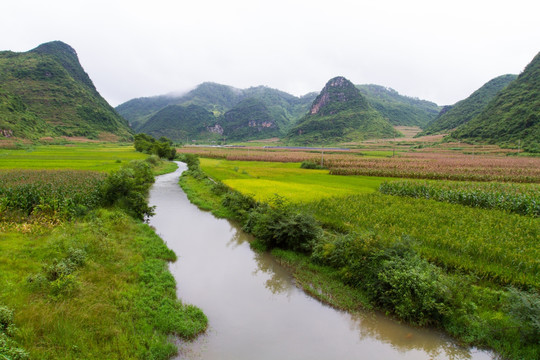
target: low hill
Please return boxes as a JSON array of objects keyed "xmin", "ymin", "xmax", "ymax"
[
  {"xmin": 287, "ymin": 77, "xmax": 397, "ymax": 144},
  {"xmin": 420, "ymin": 74, "xmax": 517, "ymax": 135},
  {"xmin": 0, "ymin": 41, "xmax": 131, "ymax": 140},
  {"xmin": 356, "ymin": 84, "xmax": 440, "ymax": 127},
  {"xmin": 117, "ymin": 82, "xmax": 317, "ymax": 141},
  {"xmin": 137, "ymin": 104, "xmax": 218, "ymax": 141},
  {"xmin": 452, "ymin": 52, "xmax": 540, "ymax": 150},
  {"xmin": 115, "ymin": 95, "xmax": 178, "ymax": 130},
  {"xmin": 219, "ymin": 98, "xmax": 282, "ymax": 141}
]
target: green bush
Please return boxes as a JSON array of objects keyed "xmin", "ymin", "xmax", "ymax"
[
  {"xmin": 313, "ymin": 236, "xmax": 452, "ymax": 325},
  {"xmin": 506, "ymin": 288, "xmax": 540, "ymax": 343},
  {"xmin": 0, "ymin": 306, "xmax": 29, "ymax": 360},
  {"xmin": 134, "ymin": 134, "xmax": 176, "ymax": 160},
  {"xmin": 221, "ymin": 191, "xmax": 257, "ymax": 221},
  {"xmin": 243, "ymin": 198, "xmax": 321, "ymax": 253},
  {"xmin": 100, "ymin": 160, "xmax": 155, "ymax": 220},
  {"xmin": 300, "ymin": 160, "xmax": 324, "ymax": 169},
  {"xmin": 177, "ymin": 153, "xmax": 200, "ymax": 169}
]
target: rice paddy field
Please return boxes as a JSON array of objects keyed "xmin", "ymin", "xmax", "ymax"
[{"xmin": 199, "ymin": 158, "xmax": 391, "ymax": 202}]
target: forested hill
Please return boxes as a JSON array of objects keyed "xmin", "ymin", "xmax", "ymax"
[
  {"xmin": 451, "ymin": 52, "xmax": 540, "ymax": 150},
  {"xmin": 116, "ymin": 82, "xmax": 316, "ymax": 132},
  {"xmin": 287, "ymin": 76, "xmax": 397, "ymax": 144},
  {"xmin": 0, "ymin": 41, "xmax": 131, "ymax": 140},
  {"xmin": 420, "ymin": 74, "xmax": 517, "ymax": 136},
  {"xmin": 356, "ymin": 84, "xmax": 440, "ymax": 127}
]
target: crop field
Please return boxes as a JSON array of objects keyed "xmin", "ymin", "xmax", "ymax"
[
  {"xmin": 306, "ymin": 193, "xmax": 539, "ymax": 288},
  {"xmin": 178, "ymin": 145, "xmax": 540, "ymax": 183},
  {"xmin": 0, "ymin": 143, "xmax": 146, "ymax": 171},
  {"xmin": 199, "ymin": 158, "xmax": 391, "ymax": 202},
  {"xmin": 197, "ymin": 157, "xmax": 540, "ymax": 288},
  {"xmin": 0, "ymin": 169, "xmax": 105, "ymax": 218}
]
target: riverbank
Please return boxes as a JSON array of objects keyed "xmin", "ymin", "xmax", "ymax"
[
  {"xmin": 0, "ymin": 151, "xmax": 207, "ymax": 359},
  {"xmin": 177, "ymin": 156, "xmax": 539, "ymax": 360}
]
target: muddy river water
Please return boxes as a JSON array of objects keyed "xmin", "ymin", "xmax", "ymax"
[{"xmin": 148, "ymin": 163, "xmax": 494, "ymax": 360}]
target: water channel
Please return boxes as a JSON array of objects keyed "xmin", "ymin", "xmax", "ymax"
[{"xmin": 148, "ymin": 163, "xmax": 494, "ymax": 360}]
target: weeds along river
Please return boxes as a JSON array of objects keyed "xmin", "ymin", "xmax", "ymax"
[{"xmin": 148, "ymin": 163, "xmax": 493, "ymax": 360}]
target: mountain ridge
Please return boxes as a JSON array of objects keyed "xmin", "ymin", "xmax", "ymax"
[{"xmin": 0, "ymin": 41, "xmax": 131, "ymax": 140}]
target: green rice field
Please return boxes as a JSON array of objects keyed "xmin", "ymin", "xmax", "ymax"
[{"xmin": 200, "ymin": 158, "xmax": 391, "ymax": 202}]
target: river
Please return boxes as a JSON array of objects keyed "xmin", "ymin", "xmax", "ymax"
[{"xmin": 148, "ymin": 162, "xmax": 493, "ymax": 360}]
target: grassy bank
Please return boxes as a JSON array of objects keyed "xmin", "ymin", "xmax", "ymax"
[
  {"xmin": 1, "ymin": 147, "xmax": 206, "ymax": 359},
  {"xmin": 178, "ymin": 156, "xmax": 540, "ymax": 360},
  {"xmin": 0, "ymin": 209, "xmax": 206, "ymax": 359}
]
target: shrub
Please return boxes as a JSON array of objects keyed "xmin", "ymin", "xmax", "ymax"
[
  {"xmin": 243, "ymin": 198, "xmax": 321, "ymax": 253},
  {"xmin": 221, "ymin": 191, "xmax": 257, "ymax": 221},
  {"xmin": 134, "ymin": 134, "xmax": 176, "ymax": 160},
  {"xmin": 300, "ymin": 160, "xmax": 324, "ymax": 169},
  {"xmin": 178, "ymin": 153, "xmax": 200, "ymax": 170},
  {"xmin": 506, "ymin": 288, "xmax": 540, "ymax": 343},
  {"xmin": 100, "ymin": 160, "xmax": 155, "ymax": 220},
  {"xmin": 0, "ymin": 306, "xmax": 29, "ymax": 360}
]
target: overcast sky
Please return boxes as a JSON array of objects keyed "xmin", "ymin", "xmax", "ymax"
[{"xmin": 2, "ymin": 0, "xmax": 539, "ymax": 107}]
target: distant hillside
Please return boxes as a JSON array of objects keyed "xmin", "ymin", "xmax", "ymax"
[
  {"xmin": 0, "ymin": 41, "xmax": 131, "ymax": 140},
  {"xmin": 219, "ymin": 98, "xmax": 282, "ymax": 141},
  {"xmin": 452, "ymin": 52, "xmax": 540, "ymax": 150},
  {"xmin": 287, "ymin": 76, "xmax": 397, "ymax": 144},
  {"xmin": 420, "ymin": 74, "xmax": 517, "ymax": 136},
  {"xmin": 115, "ymin": 95, "xmax": 178, "ymax": 130},
  {"xmin": 137, "ymin": 104, "xmax": 218, "ymax": 141},
  {"xmin": 117, "ymin": 82, "xmax": 317, "ymax": 141},
  {"xmin": 356, "ymin": 84, "xmax": 440, "ymax": 127}
]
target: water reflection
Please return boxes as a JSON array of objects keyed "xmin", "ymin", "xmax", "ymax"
[{"xmin": 228, "ymin": 222, "xmax": 486, "ymax": 359}]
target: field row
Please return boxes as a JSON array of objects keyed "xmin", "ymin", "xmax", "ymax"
[
  {"xmin": 380, "ymin": 180, "xmax": 540, "ymax": 216},
  {"xmin": 177, "ymin": 146, "xmax": 540, "ymax": 183}
]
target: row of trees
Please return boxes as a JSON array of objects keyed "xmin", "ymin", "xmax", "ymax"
[{"xmin": 133, "ymin": 133, "xmax": 176, "ymax": 160}]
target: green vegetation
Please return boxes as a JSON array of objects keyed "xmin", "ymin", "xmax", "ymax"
[
  {"xmin": 0, "ymin": 209, "xmax": 207, "ymax": 359},
  {"xmin": 379, "ymin": 179, "xmax": 539, "ymax": 216},
  {"xmin": 420, "ymin": 74, "xmax": 517, "ymax": 136},
  {"xmin": 0, "ymin": 146, "xmax": 206, "ymax": 359},
  {"xmin": 0, "ymin": 144, "xmax": 146, "ymax": 172},
  {"xmin": 138, "ymin": 104, "xmax": 219, "ymax": 142},
  {"xmin": 198, "ymin": 158, "xmax": 390, "ymax": 202},
  {"xmin": 180, "ymin": 156, "xmax": 540, "ymax": 360},
  {"xmin": 356, "ymin": 84, "xmax": 440, "ymax": 127},
  {"xmin": 220, "ymin": 98, "xmax": 282, "ymax": 141},
  {"xmin": 0, "ymin": 169, "xmax": 105, "ymax": 218},
  {"xmin": 288, "ymin": 77, "xmax": 398, "ymax": 144},
  {"xmin": 452, "ymin": 52, "xmax": 540, "ymax": 150},
  {"xmin": 133, "ymin": 133, "xmax": 176, "ymax": 160},
  {"xmin": 0, "ymin": 41, "xmax": 131, "ymax": 140},
  {"xmin": 117, "ymin": 82, "xmax": 316, "ymax": 142}
]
